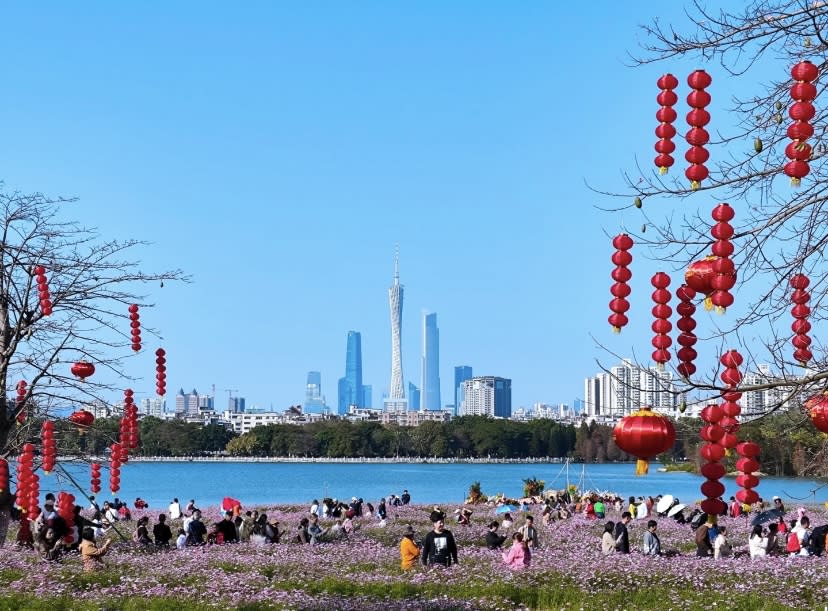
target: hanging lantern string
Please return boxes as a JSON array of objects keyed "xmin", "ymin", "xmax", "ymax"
[{"xmin": 53, "ymin": 462, "xmax": 129, "ymax": 542}]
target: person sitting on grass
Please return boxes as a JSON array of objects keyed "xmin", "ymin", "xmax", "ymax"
[
  {"xmin": 79, "ymin": 527, "xmax": 112, "ymax": 572},
  {"xmin": 502, "ymin": 532, "xmax": 530, "ymax": 569},
  {"xmin": 485, "ymin": 521, "xmax": 507, "ymax": 550},
  {"xmin": 643, "ymin": 520, "xmax": 661, "ymax": 556},
  {"xmin": 399, "ymin": 525, "xmax": 421, "ymax": 569}
]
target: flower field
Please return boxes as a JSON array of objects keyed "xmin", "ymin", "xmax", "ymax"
[{"xmin": 1, "ymin": 503, "xmax": 827, "ymax": 610}]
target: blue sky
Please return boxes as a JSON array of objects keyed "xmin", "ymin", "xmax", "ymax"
[{"xmin": 0, "ymin": 2, "xmax": 747, "ymax": 411}]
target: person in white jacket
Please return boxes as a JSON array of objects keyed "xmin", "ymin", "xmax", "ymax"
[
  {"xmin": 168, "ymin": 498, "xmax": 182, "ymax": 520},
  {"xmin": 713, "ymin": 525, "xmax": 732, "ymax": 559},
  {"xmin": 748, "ymin": 525, "xmax": 768, "ymax": 558}
]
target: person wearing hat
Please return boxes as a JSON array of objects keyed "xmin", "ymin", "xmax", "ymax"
[
  {"xmin": 399, "ymin": 524, "xmax": 420, "ymax": 569},
  {"xmin": 421, "ymin": 510, "xmax": 458, "ymax": 567}
]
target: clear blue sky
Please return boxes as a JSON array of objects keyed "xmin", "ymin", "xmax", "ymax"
[{"xmin": 1, "ymin": 2, "xmax": 736, "ymax": 411}]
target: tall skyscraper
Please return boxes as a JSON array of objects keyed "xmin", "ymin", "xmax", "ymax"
[
  {"xmin": 420, "ymin": 312, "xmax": 441, "ymax": 410},
  {"xmin": 338, "ymin": 331, "xmax": 364, "ymax": 414},
  {"xmin": 385, "ymin": 248, "xmax": 408, "ymax": 412},
  {"xmin": 454, "ymin": 366, "xmax": 473, "ymax": 416},
  {"xmin": 305, "ymin": 371, "xmax": 327, "ymax": 414},
  {"xmin": 408, "ymin": 382, "xmax": 421, "ymax": 410}
]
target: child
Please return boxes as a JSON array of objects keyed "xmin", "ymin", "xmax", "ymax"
[
  {"xmin": 176, "ymin": 528, "xmax": 187, "ymax": 550},
  {"xmin": 502, "ymin": 532, "xmax": 531, "ymax": 569}
]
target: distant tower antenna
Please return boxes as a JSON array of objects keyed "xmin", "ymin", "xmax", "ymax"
[{"xmin": 394, "ymin": 244, "xmax": 400, "ymax": 285}]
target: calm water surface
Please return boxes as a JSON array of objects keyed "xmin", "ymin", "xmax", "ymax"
[{"xmin": 50, "ymin": 461, "xmax": 828, "ymax": 508}]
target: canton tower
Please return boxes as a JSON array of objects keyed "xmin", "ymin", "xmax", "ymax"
[{"xmin": 388, "ymin": 247, "xmax": 405, "ymax": 402}]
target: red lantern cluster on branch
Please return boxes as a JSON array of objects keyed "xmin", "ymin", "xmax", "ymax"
[
  {"xmin": 110, "ymin": 443, "xmax": 122, "ymax": 494},
  {"xmin": 71, "ymin": 360, "xmax": 95, "ymax": 381},
  {"xmin": 15, "ymin": 443, "xmax": 39, "ymax": 516},
  {"xmin": 41, "ymin": 420, "xmax": 56, "ymax": 474},
  {"xmin": 655, "ymin": 73, "xmax": 679, "ymax": 174},
  {"xmin": 156, "ymin": 348, "xmax": 167, "ymax": 396},
  {"xmin": 90, "ymin": 462, "xmax": 102, "ymax": 494},
  {"xmin": 719, "ymin": 350, "xmax": 743, "ymax": 453},
  {"xmin": 735, "ymin": 441, "xmax": 761, "ymax": 505},
  {"xmin": 57, "ymin": 491, "xmax": 76, "ymax": 543},
  {"xmin": 34, "ymin": 265, "xmax": 53, "ymax": 316},
  {"xmin": 16, "ymin": 380, "xmax": 27, "ymax": 425},
  {"xmin": 685, "ymin": 70, "xmax": 712, "ymax": 190},
  {"xmin": 0, "ymin": 459, "xmax": 8, "ymax": 495},
  {"xmin": 675, "ymin": 284, "xmax": 698, "ymax": 378},
  {"xmin": 650, "ymin": 272, "xmax": 672, "ymax": 368},
  {"xmin": 710, "ymin": 203, "xmax": 737, "ymax": 314},
  {"xmin": 613, "ymin": 407, "xmax": 676, "ymax": 475},
  {"xmin": 790, "ymin": 274, "xmax": 812, "ymax": 365},
  {"xmin": 122, "ymin": 389, "xmax": 139, "ymax": 450},
  {"xmin": 804, "ymin": 392, "xmax": 828, "ymax": 433},
  {"xmin": 698, "ymin": 403, "xmax": 727, "ymax": 515},
  {"xmin": 608, "ymin": 234, "xmax": 633, "ymax": 333},
  {"xmin": 129, "ymin": 304, "xmax": 142, "ymax": 352},
  {"xmin": 785, "ymin": 61, "xmax": 818, "ymax": 187}
]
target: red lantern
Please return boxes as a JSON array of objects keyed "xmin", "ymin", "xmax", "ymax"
[
  {"xmin": 34, "ymin": 265, "xmax": 53, "ymax": 316},
  {"xmin": 684, "ymin": 256, "xmax": 718, "ymax": 310},
  {"xmin": 700, "ymin": 461, "xmax": 725, "ymax": 480},
  {"xmin": 675, "ymin": 284, "xmax": 697, "ymax": 377},
  {"xmin": 71, "ymin": 361, "xmax": 95, "ymax": 381},
  {"xmin": 90, "ymin": 462, "xmax": 102, "ymax": 494},
  {"xmin": 785, "ymin": 61, "xmax": 818, "ymax": 187},
  {"xmin": 790, "ymin": 274, "xmax": 813, "ymax": 365},
  {"xmin": 156, "ymin": 348, "xmax": 168, "ymax": 396},
  {"xmin": 655, "ymin": 73, "xmax": 679, "ymax": 174},
  {"xmin": 68, "ymin": 409, "xmax": 95, "ymax": 431},
  {"xmin": 613, "ymin": 407, "xmax": 676, "ymax": 475},
  {"xmin": 685, "ymin": 70, "xmax": 712, "ymax": 190},
  {"xmin": 609, "ymin": 234, "xmax": 634, "ymax": 333},
  {"xmin": 110, "ymin": 443, "xmax": 122, "ymax": 493},
  {"xmin": 15, "ymin": 380, "xmax": 27, "ymax": 425},
  {"xmin": 701, "ymin": 498, "xmax": 726, "ymax": 516},
  {"xmin": 804, "ymin": 393, "xmax": 828, "ymax": 433},
  {"xmin": 41, "ymin": 420, "xmax": 56, "ymax": 474},
  {"xmin": 650, "ymin": 272, "xmax": 672, "ymax": 368},
  {"xmin": 735, "ymin": 441, "xmax": 761, "ymax": 507},
  {"xmin": 709, "ymin": 203, "xmax": 736, "ymax": 314},
  {"xmin": 129, "ymin": 304, "xmax": 142, "ymax": 352}
]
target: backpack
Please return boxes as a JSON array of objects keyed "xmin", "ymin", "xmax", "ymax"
[
  {"xmin": 808, "ymin": 525, "xmax": 827, "ymax": 557},
  {"xmin": 786, "ymin": 533, "xmax": 800, "ymax": 553}
]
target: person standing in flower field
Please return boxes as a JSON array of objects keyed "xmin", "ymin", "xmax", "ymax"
[
  {"xmin": 399, "ymin": 525, "xmax": 420, "ymax": 569},
  {"xmin": 518, "ymin": 515, "xmax": 539, "ymax": 549},
  {"xmin": 422, "ymin": 511, "xmax": 458, "ymax": 567},
  {"xmin": 614, "ymin": 512, "xmax": 631, "ymax": 554}
]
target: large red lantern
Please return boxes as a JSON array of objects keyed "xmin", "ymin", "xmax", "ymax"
[
  {"xmin": 650, "ymin": 272, "xmax": 672, "ymax": 368},
  {"xmin": 790, "ymin": 274, "xmax": 812, "ymax": 365},
  {"xmin": 90, "ymin": 462, "xmax": 102, "ymax": 495},
  {"xmin": 71, "ymin": 361, "xmax": 96, "ymax": 381},
  {"xmin": 655, "ymin": 73, "xmax": 679, "ymax": 174},
  {"xmin": 129, "ymin": 304, "xmax": 142, "ymax": 352},
  {"xmin": 613, "ymin": 407, "xmax": 676, "ymax": 475},
  {"xmin": 675, "ymin": 284, "xmax": 697, "ymax": 378},
  {"xmin": 804, "ymin": 392, "xmax": 828, "ymax": 433},
  {"xmin": 685, "ymin": 256, "xmax": 717, "ymax": 310},
  {"xmin": 609, "ymin": 234, "xmax": 634, "ymax": 333},
  {"xmin": 68, "ymin": 409, "xmax": 95, "ymax": 434},
  {"xmin": 785, "ymin": 61, "xmax": 818, "ymax": 187},
  {"xmin": 685, "ymin": 69, "xmax": 712, "ymax": 190}
]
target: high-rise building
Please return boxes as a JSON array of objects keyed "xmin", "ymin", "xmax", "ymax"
[
  {"xmin": 228, "ymin": 396, "xmax": 246, "ymax": 413},
  {"xmin": 454, "ymin": 366, "xmax": 473, "ymax": 417},
  {"xmin": 460, "ymin": 376, "xmax": 512, "ymax": 418},
  {"xmin": 384, "ymin": 248, "xmax": 408, "ymax": 413},
  {"xmin": 338, "ymin": 331, "xmax": 364, "ymax": 414},
  {"xmin": 140, "ymin": 397, "xmax": 165, "ymax": 417},
  {"xmin": 583, "ymin": 358, "xmax": 677, "ymax": 419},
  {"xmin": 304, "ymin": 371, "xmax": 327, "ymax": 414},
  {"xmin": 408, "ymin": 382, "xmax": 421, "ymax": 410},
  {"xmin": 420, "ymin": 312, "xmax": 441, "ymax": 410},
  {"xmin": 361, "ymin": 384, "xmax": 372, "ymax": 409},
  {"xmin": 175, "ymin": 388, "xmax": 187, "ymax": 416}
]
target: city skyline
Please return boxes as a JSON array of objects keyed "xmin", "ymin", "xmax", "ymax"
[{"xmin": 1, "ymin": 2, "xmax": 757, "ymax": 412}]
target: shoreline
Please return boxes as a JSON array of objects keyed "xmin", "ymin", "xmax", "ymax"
[{"xmin": 121, "ymin": 456, "xmax": 571, "ymax": 464}]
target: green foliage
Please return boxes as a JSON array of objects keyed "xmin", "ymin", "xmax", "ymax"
[{"xmin": 522, "ymin": 476, "xmax": 545, "ymax": 497}]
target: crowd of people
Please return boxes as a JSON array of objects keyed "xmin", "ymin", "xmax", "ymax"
[{"xmin": 9, "ymin": 485, "xmax": 828, "ymax": 575}]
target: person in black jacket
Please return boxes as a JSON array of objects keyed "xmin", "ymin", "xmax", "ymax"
[
  {"xmin": 614, "ymin": 512, "xmax": 631, "ymax": 554},
  {"xmin": 216, "ymin": 511, "xmax": 239, "ymax": 543},
  {"xmin": 153, "ymin": 514, "xmax": 173, "ymax": 547},
  {"xmin": 485, "ymin": 521, "xmax": 507, "ymax": 549},
  {"xmin": 422, "ymin": 511, "xmax": 458, "ymax": 566}
]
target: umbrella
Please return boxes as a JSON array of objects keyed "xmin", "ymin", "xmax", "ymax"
[
  {"xmin": 667, "ymin": 503, "xmax": 686, "ymax": 517},
  {"xmin": 750, "ymin": 508, "xmax": 784, "ymax": 526},
  {"xmin": 496, "ymin": 504, "xmax": 518, "ymax": 514},
  {"xmin": 656, "ymin": 495, "xmax": 674, "ymax": 514},
  {"xmin": 222, "ymin": 496, "xmax": 241, "ymax": 512}
]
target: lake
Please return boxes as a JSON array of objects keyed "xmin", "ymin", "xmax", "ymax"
[{"xmin": 46, "ymin": 460, "xmax": 828, "ymax": 508}]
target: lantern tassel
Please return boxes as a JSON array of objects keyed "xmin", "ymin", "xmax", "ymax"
[
  {"xmin": 612, "ymin": 326, "xmax": 621, "ymax": 334},
  {"xmin": 791, "ymin": 177, "xmax": 801, "ymax": 187},
  {"xmin": 635, "ymin": 459, "xmax": 649, "ymax": 475},
  {"xmin": 704, "ymin": 296, "xmax": 713, "ymax": 311},
  {"xmin": 659, "ymin": 167, "xmax": 668, "ymax": 175},
  {"xmin": 691, "ymin": 180, "xmax": 700, "ymax": 190},
  {"xmin": 716, "ymin": 306, "xmax": 726, "ymax": 315}
]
